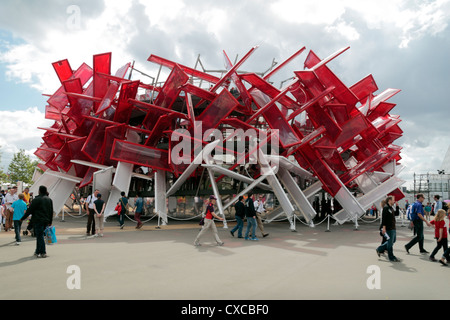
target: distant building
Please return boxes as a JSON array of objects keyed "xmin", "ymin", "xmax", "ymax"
[{"xmin": 413, "ymin": 145, "xmax": 450, "ymax": 202}]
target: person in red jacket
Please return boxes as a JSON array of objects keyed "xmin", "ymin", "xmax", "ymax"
[
  {"xmin": 194, "ymin": 195, "xmax": 224, "ymax": 247},
  {"xmin": 429, "ymin": 209, "xmax": 448, "ymax": 262}
]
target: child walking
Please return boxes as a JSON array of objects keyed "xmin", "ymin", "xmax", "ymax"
[{"xmin": 429, "ymin": 209, "xmax": 448, "ymax": 262}]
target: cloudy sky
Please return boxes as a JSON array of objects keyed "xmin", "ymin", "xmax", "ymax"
[{"xmin": 0, "ymin": 0, "xmax": 449, "ymax": 189}]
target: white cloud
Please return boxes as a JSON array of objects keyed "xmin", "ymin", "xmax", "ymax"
[
  {"xmin": 325, "ymin": 20, "xmax": 360, "ymax": 41},
  {"xmin": 0, "ymin": 107, "xmax": 52, "ymax": 169}
]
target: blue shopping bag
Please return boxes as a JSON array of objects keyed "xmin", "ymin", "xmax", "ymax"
[{"xmin": 44, "ymin": 226, "xmax": 57, "ymax": 244}]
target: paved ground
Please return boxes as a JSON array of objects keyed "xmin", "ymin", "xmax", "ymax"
[{"xmin": 0, "ymin": 213, "xmax": 447, "ymax": 300}]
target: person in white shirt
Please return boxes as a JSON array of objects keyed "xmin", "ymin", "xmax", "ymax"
[
  {"xmin": 85, "ymin": 189, "xmax": 99, "ymax": 236},
  {"xmin": 4, "ymin": 187, "xmax": 18, "ymax": 232},
  {"xmin": 253, "ymin": 195, "xmax": 269, "ymax": 238}
]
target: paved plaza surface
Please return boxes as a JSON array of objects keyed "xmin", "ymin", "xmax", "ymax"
[{"xmin": 0, "ymin": 213, "xmax": 447, "ymax": 300}]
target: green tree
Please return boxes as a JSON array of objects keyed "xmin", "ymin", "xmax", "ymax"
[{"xmin": 8, "ymin": 149, "xmax": 38, "ymax": 184}]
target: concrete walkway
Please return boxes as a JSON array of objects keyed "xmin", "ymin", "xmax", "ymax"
[{"xmin": 0, "ymin": 214, "xmax": 447, "ymax": 300}]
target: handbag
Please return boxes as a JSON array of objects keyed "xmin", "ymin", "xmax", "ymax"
[
  {"xmin": 44, "ymin": 226, "xmax": 57, "ymax": 244},
  {"xmin": 199, "ymin": 217, "xmax": 205, "ymax": 226},
  {"xmin": 114, "ymin": 203, "xmax": 122, "ymax": 215}
]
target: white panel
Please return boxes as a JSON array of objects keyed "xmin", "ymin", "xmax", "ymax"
[
  {"xmin": 277, "ymin": 167, "xmax": 316, "ymax": 223},
  {"xmin": 266, "ymin": 155, "xmax": 313, "ymax": 178},
  {"xmin": 264, "ymin": 206, "xmax": 285, "ymax": 223},
  {"xmin": 332, "ymin": 186, "xmax": 366, "ymax": 224},
  {"xmin": 30, "ymin": 171, "xmax": 61, "ymax": 195},
  {"xmin": 104, "ymin": 187, "xmax": 122, "ymax": 218},
  {"xmin": 258, "ymin": 150, "xmax": 294, "ymax": 223},
  {"xmin": 155, "ymin": 170, "xmax": 167, "ymax": 225},
  {"xmin": 112, "ymin": 161, "xmax": 133, "ymax": 194},
  {"xmin": 303, "ymin": 181, "xmax": 323, "ymax": 199},
  {"xmin": 70, "ymin": 160, "xmax": 111, "ymax": 170},
  {"xmin": 357, "ymin": 175, "xmax": 406, "ymax": 210},
  {"xmin": 48, "ymin": 179, "xmax": 77, "ymax": 216},
  {"xmin": 93, "ymin": 166, "xmax": 114, "ymax": 204}
]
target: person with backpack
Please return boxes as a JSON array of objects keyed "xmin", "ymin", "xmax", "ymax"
[
  {"xmin": 194, "ymin": 195, "xmax": 224, "ymax": 246},
  {"xmin": 118, "ymin": 191, "xmax": 128, "ymax": 229},
  {"xmin": 405, "ymin": 193, "xmax": 432, "ymax": 255}
]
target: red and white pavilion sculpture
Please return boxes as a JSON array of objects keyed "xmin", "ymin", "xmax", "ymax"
[{"xmin": 32, "ymin": 46, "xmax": 405, "ymax": 229}]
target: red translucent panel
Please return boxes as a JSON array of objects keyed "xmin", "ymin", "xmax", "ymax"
[
  {"xmin": 221, "ymin": 118, "xmax": 261, "ymax": 133},
  {"xmin": 294, "ymin": 146, "xmax": 342, "ymax": 197},
  {"xmin": 95, "ymin": 82, "xmax": 120, "ymax": 116},
  {"xmin": 66, "ymin": 81, "xmax": 95, "ymax": 126},
  {"xmin": 45, "ymin": 105, "xmax": 61, "ymax": 121},
  {"xmin": 303, "ymin": 103, "xmax": 341, "ymax": 142},
  {"xmin": 93, "ymin": 53, "xmax": 112, "ymax": 112},
  {"xmin": 306, "ymin": 50, "xmax": 359, "ymax": 106},
  {"xmin": 42, "ymin": 133, "xmax": 65, "ymax": 150},
  {"xmin": 52, "ymin": 59, "xmax": 73, "ymax": 83},
  {"xmin": 34, "ymin": 146, "xmax": 55, "ymax": 163},
  {"xmin": 210, "ymin": 46, "xmax": 258, "ymax": 93},
  {"xmin": 103, "ymin": 124, "xmax": 127, "ymax": 166},
  {"xmin": 53, "ymin": 142, "xmax": 72, "ymax": 172},
  {"xmin": 81, "ymin": 121, "xmax": 109, "ymax": 162},
  {"xmin": 131, "ymin": 99, "xmax": 188, "ymax": 130},
  {"xmin": 67, "ymin": 137, "xmax": 89, "ymax": 178},
  {"xmin": 111, "ymin": 140, "xmax": 170, "ymax": 171},
  {"xmin": 388, "ymin": 188, "xmax": 405, "ymax": 201},
  {"xmin": 153, "ymin": 64, "xmax": 189, "ymax": 110},
  {"xmin": 312, "ymin": 140, "xmax": 347, "ymax": 172},
  {"xmin": 262, "ymin": 104, "xmax": 301, "ymax": 148},
  {"xmin": 79, "ymin": 167, "xmax": 97, "ymax": 188},
  {"xmin": 114, "ymin": 62, "xmax": 131, "ymax": 78},
  {"xmin": 264, "ymin": 47, "xmax": 306, "ymax": 81},
  {"xmin": 72, "ymin": 117, "xmax": 95, "ymax": 138},
  {"xmin": 47, "ymin": 63, "xmax": 93, "ymax": 111},
  {"xmin": 326, "ymin": 103, "xmax": 351, "ymax": 124},
  {"xmin": 294, "ymin": 71, "xmax": 330, "ymax": 105},
  {"xmin": 148, "ymin": 54, "xmax": 220, "ymax": 84},
  {"xmin": 332, "ymin": 113, "xmax": 371, "ymax": 151},
  {"xmin": 197, "ymin": 89, "xmax": 240, "ymax": 134},
  {"xmin": 350, "ymin": 74, "xmax": 378, "ymax": 102},
  {"xmin": 378, "ymin": 124, "xmax": 403, "ymax": 146},
  {"xmin": 45, "ymin": 157, "xmax": 59, "ymax": 172},
  {"xmin": 240, "ymin": 73, "xmax": 298, "ymax": 109},
  {"xmin": 304, "ymin": 50, "xmax": 320, "ymax": 69},
  {"xmin": 181, "ymin": 83, "xmax": 216, "ymax": 101},
  {"xmin": 168, "ymin": 138, "xmax": 190, "ymax": 178},
  {"xmin": 340, "ymin": 149, "xmax": 391, "ymax": 185},
  {"xmin": 367, "ymin": 102, "xmax": 396, "ymax": 122},
  {"xmin": 114, "ymin": 80, "xmax": 140, "ymax": 123},
  {"xmin": 223, "ymin": 51, "xmax": 253, "ymax": 111},
  {"xmin": 144, "ymin": 114, "xmax": 175, "ymax": 146}
]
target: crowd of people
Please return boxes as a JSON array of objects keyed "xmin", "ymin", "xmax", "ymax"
[
  {"xmin": 3, "ymin": 183, "xmax": 450, "ymax": 268},
  {"xmin": 194, "ymin": 193, "xmax": 268, "ymax": 246},
  {"xmin": 377, "ymin": 193, "xmax": 450, "ymax": 266}
]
